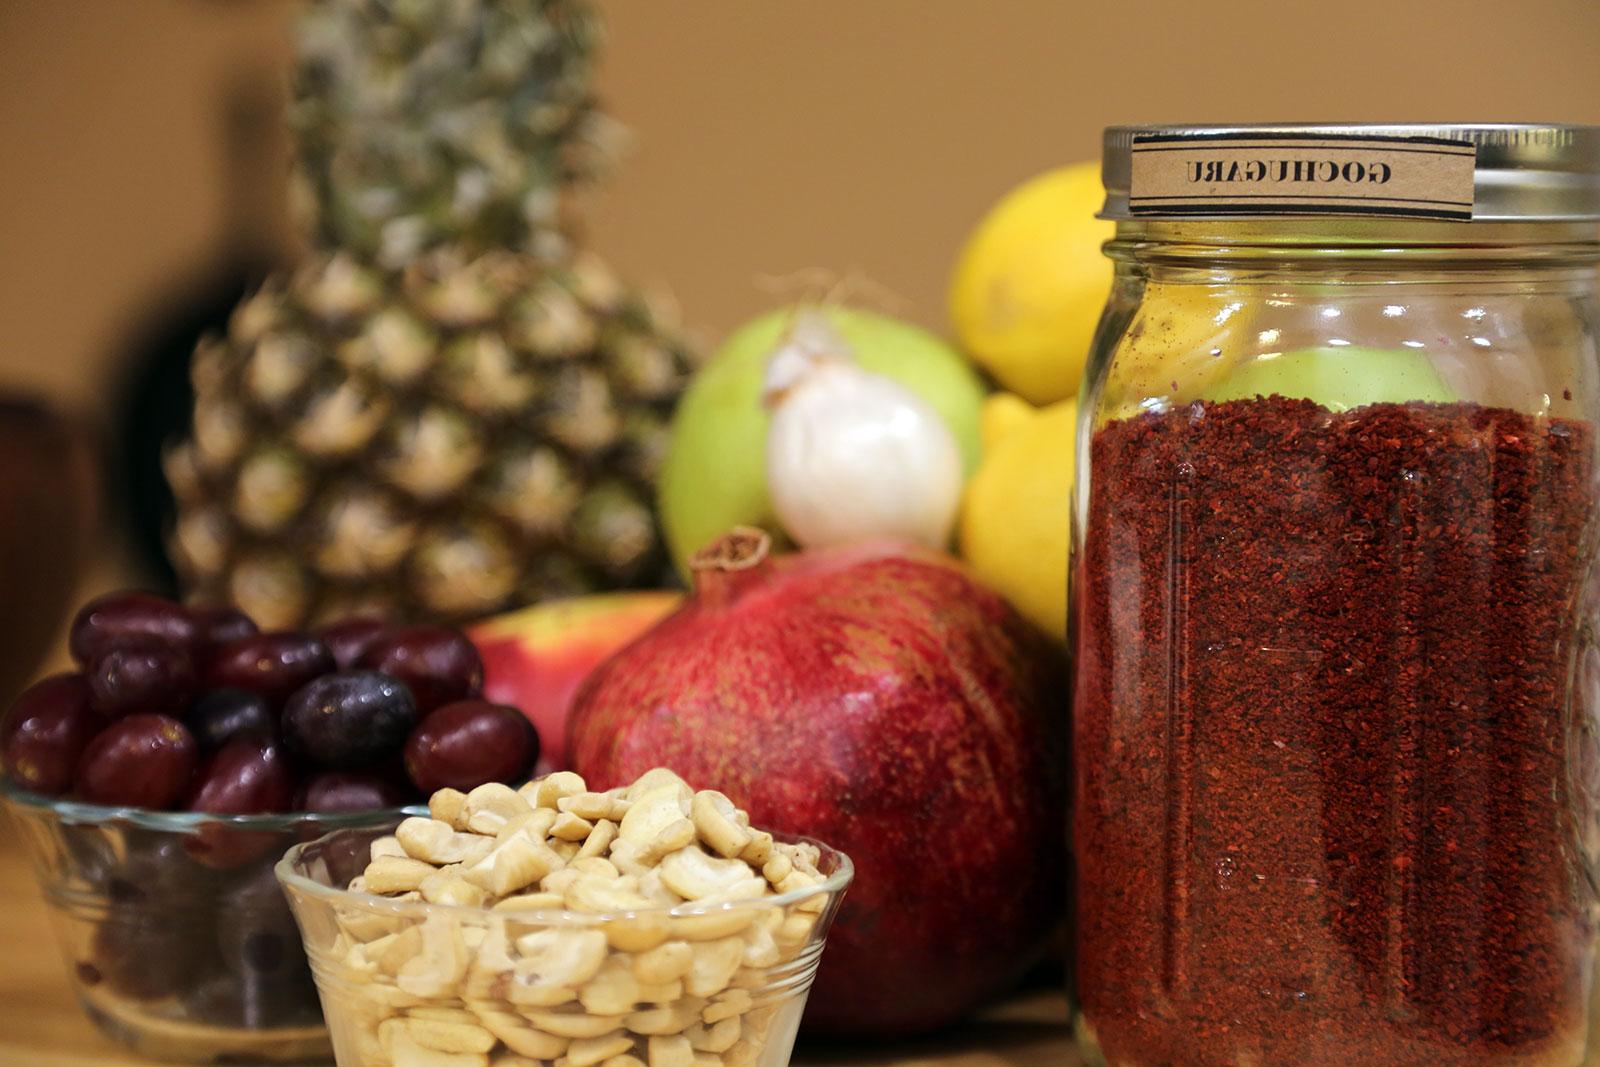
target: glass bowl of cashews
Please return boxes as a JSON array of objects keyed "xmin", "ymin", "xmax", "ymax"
[{"xmin": 275, "ymin": 768, "xmax": 854, "ymax": 1067}]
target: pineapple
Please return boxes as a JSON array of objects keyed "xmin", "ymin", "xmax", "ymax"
[{"xmin": 166, "ymin": 0, "xmax": 695, "ymax": 629}]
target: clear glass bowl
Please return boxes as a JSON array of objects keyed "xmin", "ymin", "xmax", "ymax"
[
  {"xmin": 278, "ymin": 827, "xmax": 853, "ymax": 1067},
  {"xmin": 1, "ymin": 777, "xmax": 415, "ymax": 1063}
]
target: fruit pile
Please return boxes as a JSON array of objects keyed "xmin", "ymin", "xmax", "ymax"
[{"xmin": 1, "ymin": 591, "xmax": 539, "ymax": 815}]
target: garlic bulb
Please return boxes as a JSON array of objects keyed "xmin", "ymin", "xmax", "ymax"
[{"xmin": 762, "ymin": 311, "xmax": 963, "ymax": 551}]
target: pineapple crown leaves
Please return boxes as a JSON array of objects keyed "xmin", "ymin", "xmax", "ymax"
[{"xmin": 289, "ymin": 0, "xmax": 624, "ymax": 266}]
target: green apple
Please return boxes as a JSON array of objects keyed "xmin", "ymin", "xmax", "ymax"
[
  {"xmin": 1202, "ymin": 345, "xmax": 1456, "ymax": 412},
  {"xmin": 658, "ymin": 306, "xmax": 986, "ymax": 574}
]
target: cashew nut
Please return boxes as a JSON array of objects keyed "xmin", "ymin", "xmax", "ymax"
[
  {"xmin": 603, "ymin": 911, "xmax": 674, "ymax": 954},
  {"xmin": 468, "ymin": 1001, "xmax": 572, "ymax": 1059},
  {"xmin": 541, "ymin": 867, "xmax": 582, "ymax": 896},
  {"xmin": 683, "ymin": 937, "xmax": 746, "ymax": 999},
  {"xmin": 690, "ymin": 792, "xmax": 751, "ymax": 859},
  {"xmin": 637, "ymin": 869, "xmax": 683, "ymax": 907},
  {"xmin": 421, "ymin": 868, "xmax": 490, "ymax": 908},
  {"xmin": 497, "ymin": 807, "xmax": 559, "ymax": 844},
  {"xmin": 773, "ymin": 912, "xmax": 816, "ymax": 949},
  {"xmin": 381, "ymin": 1018, "xmax": 489, "ymax": 1067},
  {"xmin": 737, "ymin": 831, "xmax": 772, "ymax": 868},
  {"xmin": 626, "ymin": 768, "xmax": 690, "ymax": 802},
  {"xmin": 492, "ymin": 891, "xmax": 566, "ymax": 913},
  {"xmin": 659, "ymin": 846, "xmax": 758, "ymax": 901},
  {"xmin": 635, "ymin": 979, "xmax": 685, "ymax": 1005},
  {"xmin": 527, "ymin": 1010, "xmax": 630, "ymax": 1039},
  {"xmin": 430, "ymin": 788, "xmax": 470, "ymax": 830},
  {"xmin": 559, "ymin": 1032, "xmax": 635, "ymax": 1067},
  {"xmin": 398, "ymin": 817, "xmax": 496, "ymax": 867},
  {"xmin": 512, "ymin": 927, "xmax": 608, "ymax": 996},
  {"xmin": 670, "ymin": 907, "xmax": 758, "ymax": 943},
  {"xmin": 560, "ymin": 791, "xmax": 631, "ymax": 822},
  {"xmin": 618, "ymin": 787, "xmax": 692, "ymax": 852},
  {"xmin": 404, "ymin": 1013, "xmax": 497, "ymax": 1055},
  {"xmin": 396, "ymin": 914, "xmax": 470, "ymax": 998},
  {"xmin": 625, "ymin": 999, "xmax": 706, "ymax": 1036},
  {"xmin": 600, "ymin": 1057, "xmax": 647, "ymax": 1067},
  {"xmin": 525, "ymin": 770, "xmax": 586, "ymax": 808},
  {"xmin": 647, "ymin": 1033, "xmax": 696, "ymax": 1067},
  {"xmin": 577, "ymin": 818, "xmax": 618, "ymax": 859},
  {"xmin": 740, "ymin": 922, "xmax": 780, "ymax": 969},
  {"xmin": 760, "ymin": 854, "xmax": 791, "ymax": 886},
  {"xmin": 365, "ymin": 855, "xmax": 440, "ymax": 894},
  {"xmin": 378, "ymin": 926, "xmax": 424, "ymax": 977},
  {"xmin": 552, "ymin": 811, "xmax": 597, "ymax": 841},
  {"xmin": 465, "ymin": 831, "xmax": 565, "ymax": 897},
  {"xmin": 608, "ymin": 839, "xmax": 652, "ymax": 878},
  {"xmin": 701, "ymin": 989, "xmax": 752, "ymax": 1025},
  {"xmin": 687, "ymin": 1017, "xmax": 741, "ymax": 1054},
  {"xmin": 569, "ymin": 856, "xmax": 621, "ymax": 879},
  {"xmin": 565, "ymin": 873, "xmax": 651, "ymax": 914},
  {"xmin": 633, "ymin": 940, "xmax": 693, "ymax": 984},
  {"xmin": 578, "ymin": 957, "xmax": 641, "ymax": 1016},
  {"xmin": 371, "ymin": 835, "xmax": 409, "ymax": 861},
  {"xmin": 465, "ymin": 782, "xmax": 533, "ymax": 836}
]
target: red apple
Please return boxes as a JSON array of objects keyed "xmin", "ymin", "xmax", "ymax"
[
  {"xmin": 468, "ymin": 590, "xmax": 679, "ymax": 771},
  {"xmin": 568, "ymin": 529, "xmax": 1065, "ymax": 1035}
]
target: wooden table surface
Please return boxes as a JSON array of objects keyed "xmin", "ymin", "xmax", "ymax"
[{"xmin": 0, "ymin": 818, "xmax": 1078, "ymax": 1067}]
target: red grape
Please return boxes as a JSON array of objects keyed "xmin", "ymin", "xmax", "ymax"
[
  {"xmin": 404, "ymin": 700, "xmax": 538, "ymax": 794},
  {"xmin": 190, "ymin": 606, "xmax": 259, "ymax": 657},
  {"xmin": 1, "ymin": 673, "xmax": 98, "ymax": 795},
  {"xmin": 318, "ymin": 617, "xmax": 390, "ymax": 670},
  {"xmin": 297, "ymin": 771, "xmax": 410, "ymax": 813},
  {"xmin": 74, "ymin": 714, "xmax": 197, "ymax": 809},
  {"xmin": 358, "ymin": 626, "xmax": 484, "ymax": 713},
  {"xmin": 281, "ymin": 671, "xmax": 417, "ymax": 769},
  {"xmin": 206, "ymin": 633, "xmax": 335, "ymax": 708},
  {"xmin": 186, "ymin": 689, "xmax": 274, "ymax": 752},
  {"xmin": 69, "ymin": 591, "xmax": 199, "ymax": 666},
  {"xmin": 186, "ymin": 738, "xmax": 296, "ymax": 816},
  {"xmin": 86, "ymin": 638, "xmax": 197, "ymax": 719}
]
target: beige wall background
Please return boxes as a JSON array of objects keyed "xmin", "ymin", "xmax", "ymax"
[{"xmin": 2, "ymin": 0, "xmax": 1599, "ymax": 420}]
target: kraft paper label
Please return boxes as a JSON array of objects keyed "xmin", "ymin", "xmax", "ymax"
[{"xmin": 1129, "ymin": 132, "xmax": 1477, "ymax": 220}]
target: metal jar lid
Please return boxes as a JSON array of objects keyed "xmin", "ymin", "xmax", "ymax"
[{"xmin": 1100, "ymin": 123, "xmax": 1600, "ymax": 222}]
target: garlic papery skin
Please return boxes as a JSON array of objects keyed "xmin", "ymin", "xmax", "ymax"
[{"xmin": 762, "ymin": 314, "xmax": 963, "ymax": 551}]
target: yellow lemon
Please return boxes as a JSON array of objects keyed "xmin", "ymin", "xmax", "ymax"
[
  {"xmin": 959, "ymin": 393, "xmax": 1076, "ymax": 641},
  {"xmin": 1100, "ymin": 283, "xmax": 1256, "ymax": 420},
  {"xmin": 949, "ymin": 162, "xmax": 1113, "ymax": 406}
]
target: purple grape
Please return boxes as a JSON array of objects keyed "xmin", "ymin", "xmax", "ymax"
[
  {"xmin": 186, "ymin": 689, "xmax": 274, "ymax": 752},
  {"xmin": 190, "ymin": 605, "xmax": 259, "ymax": 658},
  {"xmin": 298, "ymin": 770, "xmax": 410, "ymax": 812},
  {"xmin": 206, "ymin": 632, "xmax": 335, "ymax": 709},
  {"xmin": 86, "ymin": 637, "xmax": 197, "ymax": 719},
  {"xmin": 1, "ymin": 673, "xmax": 98, "ymax": 795},
  {"xmin": 358, "ymin": 626, "xmax": 483, "ymax": 713},
  {"xmin": 69, "ymin": 591, "xmax": 199, "ymax": 665},
  {"xmin": 281, "ymin": 671, "xmax": 418, "ymax": 770},
  {"xmin": 318, "ymin": 617, "xmax": 390, "ymax": 670},
  {"xmin": 404, "ymin": 700, "xmax": 538, "ymax": 794},
  {"xmin": 73, "ymin": 714, "xmax": 197, "ymax": 809}
]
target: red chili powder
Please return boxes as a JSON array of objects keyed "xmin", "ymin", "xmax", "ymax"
[{"xmin": 1074, "ymin": 397, "xmax": 1599, "ymax": 1067}]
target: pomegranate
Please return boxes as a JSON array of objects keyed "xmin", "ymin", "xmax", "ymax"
[{"xmin": 568, "ymin": 528, "xmax": 1064, "ymax": 1035}]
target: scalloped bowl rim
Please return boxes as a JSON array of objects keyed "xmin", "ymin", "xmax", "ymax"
[{"xmin": 276, "ymin": 825, "xmax": 855, "ymax": 924}]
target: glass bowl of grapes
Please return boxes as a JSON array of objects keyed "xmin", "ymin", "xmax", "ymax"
[{"xmin": 0, "ymin": 592, "xmax": 542, "ymax": 1063}]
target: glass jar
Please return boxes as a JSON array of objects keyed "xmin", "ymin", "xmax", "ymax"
[{"xmin": 1071, "ymin": 124, "xmax": 1600, "ymax": 1067}]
